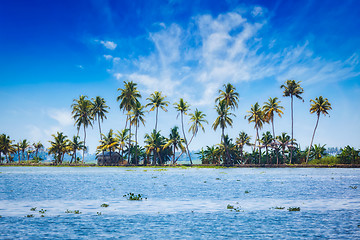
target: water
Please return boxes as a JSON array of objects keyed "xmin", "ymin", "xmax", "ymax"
[{"xmin": 0, "ymin": 167, "xmax": 359, "ymax": 239}]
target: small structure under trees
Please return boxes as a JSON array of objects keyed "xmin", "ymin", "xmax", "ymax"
[{"xmin": 97, "ymin": 152, "xmax": 121, "ymax": 166}]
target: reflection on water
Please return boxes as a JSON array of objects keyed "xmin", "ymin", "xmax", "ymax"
[{"xmin": 0, "ymin": 167, "xmax": 360, "ymax": 239}]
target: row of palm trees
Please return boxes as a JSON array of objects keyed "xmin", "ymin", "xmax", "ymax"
[{"xmin": 0, "ymin": 136, "xmax": 44, "ymax": 163}]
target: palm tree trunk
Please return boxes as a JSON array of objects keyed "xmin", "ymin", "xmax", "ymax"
[
  {"xmin": 155, "ymin": 107, "xmax": 158, "ymax": 132},
  {"xmin": 290, "ymin": 95, "xmax": 294, "ymax": 164},
  {"xmin": 135, "ymin": 124, "xmax": 138, "ymax": 165},
  {"xmin": 271, "ymin": 119, "xmax": 279, "ymax": 164},
  {"xmin": 128, "ymin": 122, "xmax": 132, "ymax": 164},
  {"xmin": 306, "ymin": 115, "xmax": 320, "ymax": 163},
  {"xmin": 98, "ymin": 116, "xmax": 102, "ymax": 140},
  {"xmin": 83, "ymin": 125, "xmax": 86, "ymax": 164},
  {"xmin": 173, "ymin": 145, "xmax": 176, "ymax": 164},
  {"xmin": 17, "ymin": 149, "xmax": 20, "ymax": 163},
  {"xmin": 181, "ymin": 113, "xmax": 192, "ymax": 165}
]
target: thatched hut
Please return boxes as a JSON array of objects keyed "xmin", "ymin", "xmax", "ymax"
[{"xmin": 97, "ymin": 152, "xmax": 120, "ymax": 166}]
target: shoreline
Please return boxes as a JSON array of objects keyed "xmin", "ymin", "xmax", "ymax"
[{"xmin": 1, "ymin": 163, "xmax": 360, "ymax": 168}]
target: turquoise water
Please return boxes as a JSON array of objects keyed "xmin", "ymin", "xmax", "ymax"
[{"xmin": 0, "ymin": 167, "xmax": 359, "ymax": 239}]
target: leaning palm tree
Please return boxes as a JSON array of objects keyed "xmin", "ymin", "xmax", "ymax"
[
  {"xmin": 163, "ymin": 126, "xmax": 186, "ymax": 164},
  {"xmin": 174, "ymin": 98, "xmax": 192, "ymax": 164},
  {"xmin": 281, "ymin": 80, "xmax": 304, "ymax": 164},
  {"xmin": 129, "ymin": 101, "xmax": 146, "ymax": 164},
  {"xmin": 68, "ymin": 136, "xmax": 85, "ymax": 163},
  {"xmin": 263, "ymin": 97, "xmax": 284, "ymax": 164},
  {"xmin": 215, "ymin": 83, "xmax": 239, "ymax": 110},
  {"xmin": 245, "ymin": 102, "xmax": 265, "ymax": 164},
  {"xmin": 235, "ymin": 132, "xmax": 252, "ymax": 163},
  {"xmin": 91, "ymin": 96, "xmax": 109, "ymax": 140},
  {"xmin": 0, "ymin": 134, "xmax": 15, "ymax": 163},
  {"xmin": 306, "ymin": 96, "xmax": 332, "ymax": 163},
  {"xmin": 145, "ymin": 91, "xmax": 169, "ymax": 132},
  {"xmin": 213, "ymin": 101, "xmax": 235, "ymax": 144},
  {"xmin": 71, "ymin": 95, "xmax": 93, "ymax": 163},
  {"xmin": 188, "ymin": 109, "xmax": 208, "ymax": 145}
]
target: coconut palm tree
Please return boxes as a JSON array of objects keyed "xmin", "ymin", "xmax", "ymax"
[
  {"xmin": 188, "ymin": 109, "xmax": 208, "ymax": 145},
  {"xmin": 245, "ymin": 102, "xmax": 265, "ymax": 164},
  {"xmin": 48, "ymin": 132, "xmax": 69, "ymax": 165},
  {"xmin": 145, "ymin": 91, "xmax": 169, "ymax": 132},
  {"xmin": 68, "ymin": 136, "xmax": 85, "ymax": 163},
  {"xmin": 91, "ymin": 96, "xmax": 109, "ymax": 140},
  {"xmin": 163, "ymin": 126, "xmax": 185, "ymax": 164},
  {"xmin": 71, "ymin": 95, "xmax": 93, "ymax": 163},
  {"xmin": 235, "ymin": 131, "xmax": 251, "ymax": 163},
  {"xmin": 33, "ymin": 141, "xmax": 44, "ymax": 160},
  {"xmin": 117, "ymin": 81, "xmax": 141, "ymax": 128},
  {"xmin": 276, "ymin": 132, "xmax": 293, "ymax": 164},
  {"xmin": 281, "ymin": 80, "xmax": 304, "ymax": 164},
  {"xmin": 98, "ymin": 129, "xmax": 119, "ymax": 161},
  {"xmin": 215, "ymin": 83, "xmax": 239, "ymax": 110},
  {"xmin": 309, "ymin": 144, "xmax": 327, "ymax": 160},
  {"xmin": 144, "ymin": 130, "xmax": 165, "ymax": 165},
  {"xmin": 19, "ymin": 139, "xmax": 30, "ymax": 162},
  {"xmin": 116, "ymin": 129, "xmax": 130, "ymax": 164},
  {"xmin": 306, "ymin": 96, "xmax": 332, "ymax": 163},
  {"xmin": 174, "ymin": 98, "xmax": 192, "ymax": 164},
  {"xmin": 260, "ymin": 131, "xmax": 274, "ymax": 164},
  {"xmin": 213, "ymin": 101, "xmax": 235, "ymax": 144},
  {"xmin": 263, "ymin": 97, "xmax": 284, "ymax": 164},
  {"xmin": 204, "ymin": 146, "xmax": 219, "ymax": 165},
  {"xmin": 14, "ymin": 141, "xmax": 21, "ymax": 163},
  {"xmin": 129, "ymin": 101, "xmax": 146, "ymax": 164},
  {"xmin": 0, "ymin": 134, "xmax": 15, "ymax": 163}
]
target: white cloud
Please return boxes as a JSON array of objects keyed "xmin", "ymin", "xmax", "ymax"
[
  {"xmin": 99, "ymin": 40, "xmax": 117, "ymax": 50},
  {"xmin": 48, "ymin": 109, "xmax": 73, "ymax": 127},
  {"xmin": 103, "ymin": 54, "xmax": 113, "ymax": 60},
  {"xmin": 113, "ymin": 73, "xmax": 123, "ymax": 80}
]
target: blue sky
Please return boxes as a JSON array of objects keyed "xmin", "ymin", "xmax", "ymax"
[{"xmin": 1, "ymin": 0, "xmax": 359, "ymax": 154}]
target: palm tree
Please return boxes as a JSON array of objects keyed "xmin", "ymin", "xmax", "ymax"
[
  {"xmin": 213, "ymin": 101, "xmax": 235, "ymax": 144},
  {"xmin": 174, "ymin": 98, "xmax": 192, "ymax": 164},
  {"xmin": 144, "ymin": 130, "xmax": 165, "ymax": 165},
  {"xmin": 235, "ymin": 131, "xmax": 252, "ymax": 163},
  {"xmin": 33, "ymin": 141, "xmax": 44, "ymax": 160},
  {"xmin": 188, "ymin": 109, "xmax": 208, "ymax": 145},
  {"xmin": 14, "ymin": 141, "xmax": 21, "ymax": 163},
  {"xmin": 129, "ymin": 101, "xmax": 146, "ymax": 164},
  {"xmin": 276, "ymin": 133, "xmax": 292, "ymax": 164},
  {"xmin": 309, "ymin": 144, "xmax": 327, "ymax": 160},
  {"xmin": 20, "ymin": 139, "xmax": 30, "ymax": 162},
  {"xmin": 0, "ymin": 134, "xmax": 15, "ymax": 163},
  {"xmin": 163, "ymin": 126, "xmax": 186, "ymax": 164},
  {"xmin": 68, "ymin": 136, "xmax": 85, "ymax": 163},
  {"xmin": 263, "ymin": 97, "xmax": 284, "ymax": 164},
  {"xmin": 48, "ymin": 132, "xmax": 69, "ymax": 165},
  {"xmin": 245, "ymin": 102, "xmax": 265, "ymax": 164},
  {"xmin": 281, "ymin": 80, "xmax": 304, "ymax": 164},
  {"xmin": 306, "ymin": 96, "xmax": 332, "ymax": 163},
  {"xmin": 204, "ymin": 146, "xmax": 219, "ymax": 165},
  {"xmin": 260, "ymin": 131, "xmax": 274, "ymax": 164},
  {"xmin": 91, "ymin": 96, "xmax": 109, "ymax": 140},
  {"xmin": 98, "ymin": 129, "xmax": 119, "ymax": 161},
  {"xmin": 115, "ymin": 129, "xmax": 130, "ymax": 164},
  {"xmin": 71, "ymin": 95, "xmax": 93, "ymax": 163},
  {"xmin": 215, "ymin": 83, "xmax": 239, "ymax": 110},
  {"xmin": 145, "ymin": 91, "xmax": 169, "ymax": 132}
]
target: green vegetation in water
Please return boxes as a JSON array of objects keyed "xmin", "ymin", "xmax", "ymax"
[
  {"xmin": 65, "ymin": 209, "xmax": 73, "ymax": 213},
  {"xmin": 349, "ymin": 185, "xmax": 357, "ymax": 189},
  {"xmin": 125, "ymin": 169, "xmax": 136, "ymax": 171},
  {"xmin": 123, "ymin": 192, "xmax": 146, "ymax": 200},
  {"xmin": 101, "ymin": 203, "xmax": 109, "ymax": 208},
  {"xmin": 244, "ymin": 190, "xmax": 250, "ymax": 194},
  {"xmin": 25, "ymin": 214, "xmax": 34, "ymax": 218},
  {"xmin": 38, "ymin": 209, "xmax": 46, "ymax": 214},
  {"xmin": 216, "ymin": 178, "xmax": 221, "ymax": 180},
  {"xmin": 97, "ymin": 212, "xmax": 102, "ymax": 216},
  {"xmin": 227, "ymin": 204, "xmax": 242, "ymax": 212},
  {"xmin": 30, "ymin": 207, "xmax": 36, "ymax": 211},
  {"xmin": 152, "ymin": 176, "xmax": 157, "ymax": 178},
  {"xmin": 275, "ymin": 206, "xmax": 285, "ymax": 210},
  {"xmin": 288, "ymin": 207, "xmax": 300, "ymax": 211},
  {"xmin": 74, "ymin": 210, "xmax": 81, "ymax": 214},
  {"xmin": 40, "ymin": 215, "xmax": 45, "ymax": 217},
  {"xmin": 219, "ymin": 172, "xmax": 227, "ymax": 174},
  {"xmin": 153, "ymin": 169, "xmax": 167, "ymax": 172},
  {"xmin": 203, "ymin": 181, "xmax": 207, "ymax": 183}
]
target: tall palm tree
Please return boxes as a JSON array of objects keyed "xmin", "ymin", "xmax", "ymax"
[
  {"xmin": 68, "ymin": 136, "xmax": 85, "ymax": 163},
  {"xmin": 245, "ymin": 102, "xmax": 265, "ymax": 164},
  {"xmin": 163, "ymin": 126, "xmax": 185, "ymax": 164},
  {"xmin": 129, "ymin": 101, "xmax": 146, "ymax": 164},
  {"xmin": 14, "ymin": 141, "xmax": 21, "ymax": 163},
  {"xmin": 281, "ymin": 80, "xmax": 304, "ymax": 164},
  {"xmin": 263, "ymin": 97, "xmax": 284, "ymax": 164},
  {"xmin": 215, "ymin": 83, "xmax": 239, "ymax": 110},
  {"xmin": 71, "ymin": 95, "xmax": 93, "ymax": 163},
  {"xmin": 33, "ymin": 141, "xmax": 44, "ymax": 160},
  {"xmin": 260, "ymin": 131, "xmax": 274, "ymax": 164},
  {"xmin": 174, "ymin": 98, "xmax": 192, "ymax": 164},
  {"xmin": 98, "ymin": 129, "xmax": 119, "ymax": 161},
  {"xmin": 91, "ymin": 96, "xmax": 109, "ymax": 140},
  {"xmin": 213, "ymin": 101, "xmax": 235, "ymax": 143},
  {"xmin": 20, "ymin": 139, "xmax": 30, "ymax": 162},
  {"xmin": 145, "ymin": 91, "xmax": 169, "ymax": 132},
  {"xmin": 235, "ymin": 132, "xmax": 251, "ymax": 163},
  {"xmin": 144, "ymin": 130, "xmax": 165, "ymax": 165},
  {"xmin": 116, "ymin": 129, "xmax": 130, "ymax": 164},
  {"xmin": 48, "ymin": 132, "xmax": 69, "ymax": 165},
  {"xmin": 0, "ymin": 134, "xmax": 15, "ymax": 163},
  {"xmin": 188, "ymin": 109, "xmax": 208, "ymax": 145},
  {"xmin": 306, "ymin": 96, "xmax": 332, "ymax": 163}
]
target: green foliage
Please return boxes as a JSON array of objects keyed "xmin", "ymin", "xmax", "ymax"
[
  {"xmin": 308, "ymin": 156, "xmax": 340, "ymax": 165},
  {"xmin": 38, "ymin": 209, "xmax": 46, "ymax": 214},
  {"xmin": 97, "ymin": 212, "xmax": 102, "ymax": 215},
  {"xmin": 275, "ymin": 206, "xmax": 285, "ymax": 210},
  {"xmin": 65, "ymin": 209, "xmax": 73, "ymax": 213},
  {"xmin": 74, "ymin": 210, "xmax": 81, "ymax": 214},
  {"xmin": 288, "ymin": 207, "xmax": 300, "ymax": 211},
  {"xmin": 25, "ymin": 214, "xmax": 34, "ymax": 218},
  {"xmin": 100, "ymin": 203, "xmax": 109, "ymax": 208},
  {"xmin": 123, "ymin": 192, "xmax": 146, "ymax": 200},
  {"xmin": 30, "ymin": 207, "xmax": 37, "ymax": 211},
  {"xmin": 349, "ymin": 186, "xmax": 357, "ymax": 189},
  {"xmin": 337, "ymin": 146, "xmax": 360, "ymax": 164}
]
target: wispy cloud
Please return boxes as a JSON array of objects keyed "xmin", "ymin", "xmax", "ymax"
[
  {"xmin": 109, "ymin": 7, "xmax": 359, "ymax": 106},
  {"xmin": 47, "ymin": 108, "xmax": 73, "ymax": 127},
  {"xmin": 98, "ymin": 40, "xmax": 117, "ymax": 50}
]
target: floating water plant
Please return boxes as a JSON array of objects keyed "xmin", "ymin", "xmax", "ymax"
[
  {"xmin": 30, "ymin": 207, "xmax": 37, "ymax": 211},
  {"xmin": 74, "ymin": 210, "xmax": 81, "ymax": 214},
  {"xmin": 40, "ymin": 215, "xmax": 45, "ymax": 217},
  {"xmin": 216, "ymin": 178, "xmax": 221, "ymax": 180},
  {"xmin": 349, "ymin": 186, "xmax": 357, "ymax": 189},
  {"xmin": 227, "ymin": 204, "xmax": 234, "ymax": 209},
  {"xmin": 123, "ymin": 192, "xmax": 146, "ymax": 200},
  {"xmin": 288, "ymin": 207, "xmax": 300, "ymax": 211},
  {"xmin": 101, "ymin": 203, "xmax": 109, "ymax": 208},
  {"xmin": 275, "ymin": 206, "xmax": 285, "ymax": 210},
  {"xmin": 97, "ymin": 212, "xmax": 102, "ymax": 216},
  {"xmin": 65, "ymin": 209, "xmax": 73, "ymax": 213},
  {"xmin": 227, "ymin": 204, "xmax": 241, "ymax": 212},
  {"xmin": 245, "ymin": 190, "xmax": 250, "ymax": 194},
  {"xmin": 25, "ymin": 214, "xmax": 34, "ymax": 218},
  {"xmin": 39, "ymin": 209, "xmax": 46, "ymax": 214}
]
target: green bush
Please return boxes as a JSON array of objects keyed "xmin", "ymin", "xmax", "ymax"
[{"xmin": 308, "ymin": 156, "xmax": 340, "ymax": 165}]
